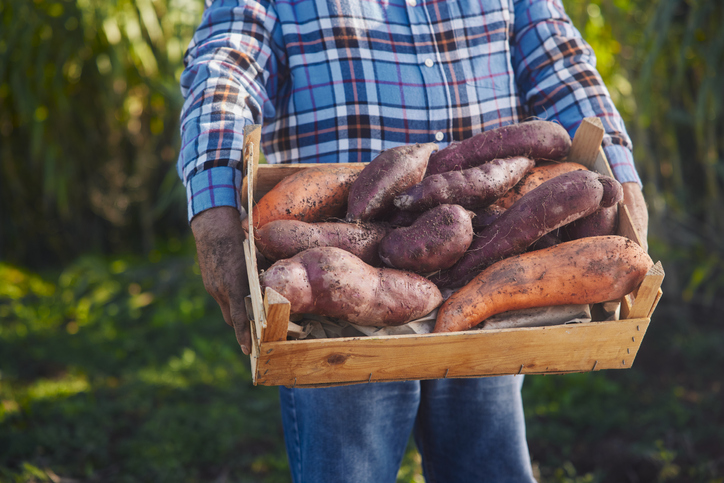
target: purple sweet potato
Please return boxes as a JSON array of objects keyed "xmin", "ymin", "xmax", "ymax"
[
  {"xmin": 560, "ymin": 175, "xmax": 623, "ymax": 241},
  {"xmin": 426, "ymin": 120, "xmax": 571, "ymax": 175},
  {"xmin": 471, "ymin": 204, "xmax": 505, "ymax": 232},
  {"xmin": 496, "ymin": 161, "xmax": 588, "ymax": 209},
  {"xmin": 378, "ymin": 204, "xmax": 474, "ymax": 272},
  {"xmin": 528, "ymin": 229, "xmax": 562, "ymax": 251},
  {"xmin": 255, "ymin": 220, "xmax": 392, "ymax": 266},
  {"xmin": 346, "ymin": 143, "xmax": 438, "ymax": 222},
  {"xmin": 259, "ymin": 247, "xmax": 443, "ymax": 326},
  {"xmin": 598, "ymin": 175, "xmax": 625, "ymax": 208},
  {"xmin": 393, "ymin": 156, "xmax": 534, "ymax": 212},
  {"xmin": 430, "ymin": 170, "xmax": 613, "ymax": 288},
  {"xmin": 562, "ymin": 204, "xmax": 619, "ymax": 241},
  {"xmin": 385, "ymin": 208, "xmax": 420, "ymax": 227}
]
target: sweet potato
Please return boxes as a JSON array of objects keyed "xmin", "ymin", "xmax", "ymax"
[
  {"xmin": 254, "ymin": 219, "xmax": 392, "ymax": 266},
  {"xmin": 426, "ymin": 120, "xmax": 571, "ymax": 176},
  {"xmin": 561, "ymin": 177, "xmax": 622, "ymax": 241},
  {"xmin": 598, "ymin": 175, "xmax": 625, "ymax": 208},
  {"xmin": 433, "ymin": 235, "xmax": 654, "ymax": 333},
  {"xmin": 431, "ymin": 170, "xmax": 619, "ymax": 288},
  {"xmin": 496, "ymin": 161, "xmax": 587, "ymax": 209},
  {"xmin": 471, "ymin": 204, "xmax": 505, "ymax": 232},
  {"xmin": 246, "ymin": 165, "xmax": 362, "ymax": 230},
  {"xmin": 385, "ymin": 208, "xmax": 420, "ymax": 227},
  {"xmin": 346, "ymin": 143, "xmax": 438, "ymax": 222},
  {"xmin": 378, "ymin": 204, "xmax": 474, "ymax": 272},
  {"xmin": 562, "ymin": 204, "xmax": 619, "ymax": 241},
  {"xmin": 528, "ymin": 229, "xmax": 562, "ymax": 251},
  {"xmin": 259, "ymin": 247, "xmax": 443, "ymax": 326},
  {"xmin": 393, "ymin": 156, "xmax": 534, "ymax": 212}
]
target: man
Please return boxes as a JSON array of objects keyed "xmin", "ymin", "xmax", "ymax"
[{"xmin": 178, "ymin": 0, "xmax": 649, "ymax": 481}]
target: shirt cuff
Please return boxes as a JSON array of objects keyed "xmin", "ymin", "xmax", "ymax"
[
  {"xmin": 602, "ymin": 144, "xmax": 642, "ymax": 188},
  {"xmin": 186, "ymin": 166, "xmax": 242, "ymax": 223}
]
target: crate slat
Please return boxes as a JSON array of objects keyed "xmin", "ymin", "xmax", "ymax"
[
  {"xmin": 568, "ymin": 117, "xmax": 605, "ymax": 169},
  {"xmin": 254, "ymin": 317, "xmax": 651, "ymax": 388}
]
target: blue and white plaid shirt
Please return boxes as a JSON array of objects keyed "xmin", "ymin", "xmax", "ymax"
[{"xmin": 178, "ymin": 0, "xmax": 641, "ymax": 221}]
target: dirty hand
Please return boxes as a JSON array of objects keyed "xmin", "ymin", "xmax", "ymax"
[{"xmin": 191, "ymin": 206, "xmax": 252, "ymax": 355}]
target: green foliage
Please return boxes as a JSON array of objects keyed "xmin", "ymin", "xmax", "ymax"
[
  {"xmin": 0, "ymin": 242, "xmax": 288, "ymax": 482},
  {"xmin": 0, "ymin": 0, "xmax": 200, "ymax": 267},
  {"xmin": 561, "ymin": 0, "xmax": 724, "ymax": 314}
]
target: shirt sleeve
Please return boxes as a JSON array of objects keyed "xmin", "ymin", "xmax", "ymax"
[
  {"xmin": 177, "ymin": 0, "xmax": 285, "ymax": 222},
  {"xmin": 511, "ymin": 0, "xmax": 641, "ymax": 186}
]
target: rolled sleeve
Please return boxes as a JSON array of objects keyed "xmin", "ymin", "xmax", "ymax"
[
  {"xmin": 186, "ymin": 166, "xmax": 243, "ymax": 222},
  {"xmin": 603, "ymin": 143, "xmax": 641, "ymax": 186}
]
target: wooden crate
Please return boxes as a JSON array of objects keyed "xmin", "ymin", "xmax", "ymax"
[{"xmin": 240, "ymin": 119, "xmax": 664, "ymax": 388}]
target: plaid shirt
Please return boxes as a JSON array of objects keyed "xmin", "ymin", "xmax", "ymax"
[{"xmin": 178, "ymin": 0, "xmax": 641, "ymax": 221}]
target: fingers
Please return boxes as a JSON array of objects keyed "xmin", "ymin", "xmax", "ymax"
[
  {"xmin": 230, "ymin": 302, "xmax": 252, "ymax": 355},
  {"xmin": 217, "ymin": 298, "xmax": 234, "ymax": 328}
]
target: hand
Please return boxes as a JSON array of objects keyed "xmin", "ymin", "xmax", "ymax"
[
  {"xmin": 191, "ymin": 206, "xmax": 252, "ymax": 355},
  {"xmin": 622, "ymin": 182, "xmax": 649, "ymax": 253}
]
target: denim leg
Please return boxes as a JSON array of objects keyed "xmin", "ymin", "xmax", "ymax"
[
  {"xmin": 413, "ymin": 376, "xmax": 536, "ymax": 483},
  {"xmin": 279, "ymin": 381, "xmax": 420, "ymax": 483}
]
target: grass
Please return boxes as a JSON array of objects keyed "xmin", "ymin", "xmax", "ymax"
[{"xmin": 1, "ymin": 238, "xmax": 722, "ymax": 482}]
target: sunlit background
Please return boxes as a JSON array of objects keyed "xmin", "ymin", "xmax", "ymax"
[{"xmin": 1, "ymin": 0, "xmax": 722, "ymax": 481}]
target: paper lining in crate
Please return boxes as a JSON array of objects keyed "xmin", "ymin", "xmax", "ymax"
[{"xmin": 240, "ymin": 119, "xmax": 664, "ymax": 388}]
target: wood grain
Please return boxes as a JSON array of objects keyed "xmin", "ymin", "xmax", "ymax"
[
  {"xmin": 240, "ymin": 125, "xmax": 262, "ymax": 208},
  {"xmin": 263, "ymin": 287, "xmax": 291, "ymax": 342},
  {"xmin": 622, "ymin": 262, "xmax": 665, "ymax": 320},
  {"xmin": 254, "ymin": 317, "xmax": 651, "ymax": 387},
  {"xmin": 568, "ymin": 117, "xmax": 605, "ymax": 169}
]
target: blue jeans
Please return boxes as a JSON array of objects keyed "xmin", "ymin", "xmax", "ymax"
[{"xmin": 279, "ymin": 376, "xmax": 536, "ymax": 483}]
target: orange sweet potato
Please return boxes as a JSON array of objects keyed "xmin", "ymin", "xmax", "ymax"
[
  {"xmin": 246, "ymin": 165, "xmax": 362, "ymax": 230},
  {"xmin": 433, "ymin": 235, "xmax": 653, "ymax": 333},
  {"xmin": 495, "ymin": 161, "xmax": 587, "ymax": 209}
]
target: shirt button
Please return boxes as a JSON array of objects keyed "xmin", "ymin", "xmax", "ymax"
[
  {"xmin": 408, "ymin": 0, "xmax": 417, "ymax": 6},
  {"xmin": 424, "ymin": 58, "xmax": 434, "ymax": 68},
  {"xmin": 435, "ymin": 132, "xmax": 444, "ymax": 141}
]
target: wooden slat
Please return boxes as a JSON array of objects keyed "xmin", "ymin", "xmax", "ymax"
[
  {"xmin": 617, "ymin": 203, "xmax": 644, "ymax": 247},
  {"xmin": 240, "ymin": 125, "xmax": 262, "ymax": 208},
  {"xmin": 243, "ymin": 241, "xmax": 263, "ymax": 355},
  {"xmin": 626, "ymin": 262, "xmax": 665, "ymax": 319},
  {"xmin": 263, "ymin": 287, "xmax": 291, "ymax": 342},
  {"xmin": 242, "ymin": 139, "xmax": 265, "ymax": 384},
  {"xmin": 593, "ymin": 147, "xmax": 616, "ymax": 179},
  {"xmin": 242, "ymin": 295, "xmax": 259, "ymax": 380},
  {"xmin": 568, "ymin": 117, "xmax": 605, "ymax": 169},
  {"xmin": 254, "ymin": 317, "xmax": 651, "ymax": 387}
]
